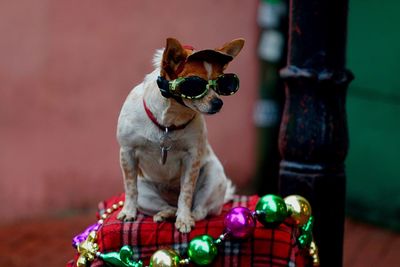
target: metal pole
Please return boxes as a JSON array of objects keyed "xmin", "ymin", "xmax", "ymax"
[{"xmin": 278, "ymin": 0, "xmax": 353, "ymax": 266}]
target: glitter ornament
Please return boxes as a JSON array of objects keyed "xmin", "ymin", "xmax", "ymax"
[
  {"xmin": 298, "ymin": 232, "xmax": 312, "ymax": 248},
  {"xmin": 187, "ymin": 235, "xmax": 217, "ymax": 265},
  {"xmin": 73, "ymin": 222, "xmax": 101, "ymax": 248},
  {"xmin": 149, "ymin": 249, "xmax": 182, "ymax": 267},
  {"xmin": 76, "ymin": 231, "xmax": 99, "ymax": 267},
  {"xmin": 298, "ymin": 216, "xmax": 314, "ymax": 248},
  {"xmin": 255, "ymin": 194, "xmax": 288, "ymax": 226},
  {"xmin": 284, "ymin": 195, "xmax": 312, "ymax": 226},
  {"xmin": 224, "ymin": 207, "xmax": 256, "ymax": 239}
]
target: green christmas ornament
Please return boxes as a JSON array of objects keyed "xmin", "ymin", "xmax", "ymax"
[
  {"xmin": 98, "ymin": 245, "xmax": 143, "ymax": 267},
  {"xmin": 298, "ymin": 216, "xmax": 314, "ymax": 248},
  {"xmin": 255, "ymin": 194, "xmax": 288, "ymax": 226},
  {"xmin": 301, "ymin": 215, "xmax": 314, "ymax": 234},
  {"xmin": 298, "ymin": 231, "xmax": 313, "ymax": 248},
  {"xmin": 187, "ymin": 234, "xmax": 218, "ymax": 266}
]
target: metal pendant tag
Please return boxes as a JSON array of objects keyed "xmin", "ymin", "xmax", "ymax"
[
  {"xmin": 160, "ymin": 146, "xmax": 170, "ymax": 165},
  {"xmin": 160, "ymin": 128, "xmax": 172, "ymax": 165}
]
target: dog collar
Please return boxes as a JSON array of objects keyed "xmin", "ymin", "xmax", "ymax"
[{"xmin": 143, "ymin": 99, "xmax": 194, "ymax": 132}]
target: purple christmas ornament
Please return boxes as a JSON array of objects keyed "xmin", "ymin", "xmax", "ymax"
[
  {"xmin": 224, "ymin": 207, "xmax": 256, "ymax": 239},
  {"xmin": 72, "ymin": 222, "xmax": 101, "ymax": 248}
]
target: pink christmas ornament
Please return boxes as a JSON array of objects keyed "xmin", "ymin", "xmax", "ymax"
[{"xmin": 224, "ymin": 207, "xmax": 256, "ymax": 239}]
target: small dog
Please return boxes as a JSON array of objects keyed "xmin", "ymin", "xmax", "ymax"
[{"xmin": 116, "ymin": 38, "xmax": 245, "ymax": 233}]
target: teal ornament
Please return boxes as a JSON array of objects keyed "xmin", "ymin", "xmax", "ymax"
[
  {"xmin": 187, "ymin": 235, "xmax": 218, "ymax": 265},
  {"xmin": 298, "ymin": 232, "xmax": 312, "ymax": 248},
  {"xmin": 99, "ymin": 245, "xmax": 143, "ymax": 267},
  {"xmin": 255, "ymin": 194, "xmax": 288, "ymax": 226},
  {"xmin": 301, "ymin": 215, "xmax": 314, "ymax": 234},
  {"xmin": 298, "ymin": 216, "xmax": 314, "ymax": 248}
]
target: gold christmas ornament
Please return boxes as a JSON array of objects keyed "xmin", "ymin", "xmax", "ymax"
[
  {"xmin": 284, "ymin": 195, "xmax": 312, "ymax": 226},
  {"xmin": 76, "ymin": 231, "xmax": 99, "ymax": 267},
  {"xmin": 149, "ymin": 249, "xmax": 182, "ymax": 267}
]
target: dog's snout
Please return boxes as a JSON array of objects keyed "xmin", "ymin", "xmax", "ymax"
[{"xmin": 209, "ymin": 98, "xmax": 223, "ymax": 114}]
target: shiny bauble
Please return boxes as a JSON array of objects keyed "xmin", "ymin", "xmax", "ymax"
[
  {"xmin": 224, "ymin": 207, "xmax": 256, "ymax": 239},
  {"xmin": 284, "ymin": 195, "xmax": 312, "ymax": 226},
  {"xmin": 187, "ymin": 235, "xmax": 217, "ymax": 265},
  {"xmin": 255, "ymin": 194, "xmax": 288, "ymax": 226},
  {"xmin": 149, "ymin": 249, "xmax": 181, "ymax": 267}
]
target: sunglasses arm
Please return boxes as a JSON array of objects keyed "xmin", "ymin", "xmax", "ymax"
[
  {"xmin": 156, "ymin": 76, "xmax": 189, "ymax": 107},
  {"xmin": 157, "ymin": 76, "xmax": 173, "ymax": 98}
]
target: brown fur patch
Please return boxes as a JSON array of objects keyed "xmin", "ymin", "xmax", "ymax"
[
  {"xmin": 161, "ymin": 38, "xmax": 188, "ymax": 79},
  {"xmin": 179, "ymin": 61, "xmax": 224, "ymax": 80}
]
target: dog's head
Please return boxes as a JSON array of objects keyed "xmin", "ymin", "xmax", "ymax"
[{"xmin": 158, "ymin": 38, "xmax": 245, "ymax": 114}]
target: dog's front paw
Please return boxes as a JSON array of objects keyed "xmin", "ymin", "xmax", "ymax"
[
  {"xmin": 117, "ymin": 206, "xmax": 137, "ymax": 221},
  {"xmin": 175, "ymin": 215, "xmax": 195, "ymax": 233}
]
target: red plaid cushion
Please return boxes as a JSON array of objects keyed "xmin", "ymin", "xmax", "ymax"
[{"xmin": 67, "ymin": 194, "xmax": 310, "ymax": 267}]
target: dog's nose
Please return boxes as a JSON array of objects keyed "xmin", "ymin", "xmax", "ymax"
[{"xmin": 209, "ymin": 98, "xmax": 223, "ymax": 114}]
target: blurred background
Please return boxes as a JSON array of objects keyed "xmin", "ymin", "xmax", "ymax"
[
  {"xmin": 0, "ymin": 0, "xmax": 399, "ymax": 266},
  {"xmin": 0, "ymin": 0, "xmax": 258, "ymax": 224}
]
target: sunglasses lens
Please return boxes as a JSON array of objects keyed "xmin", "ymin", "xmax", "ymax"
[
  {"xmin": 216, "ymin": 74, "xmax": 239, "ymax": 95},
  {"xmin": 179, "ymin": 77, "xmax": 208, "ymax": 98}
]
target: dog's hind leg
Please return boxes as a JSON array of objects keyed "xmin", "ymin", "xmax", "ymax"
[
  {"xmin": 117, "ymin": 147, "xmax": 139, "ymax": 221},
  {"xmin": 192, "ymin": 156, "xmax": 228, "ymax": 221},
  {"xmin": 153, "ymin": 208, "xmax": 177, "ymax": 222},
  {"xmin": 137, "ymin": 179, "xmax": 177, "ymax": 222}
]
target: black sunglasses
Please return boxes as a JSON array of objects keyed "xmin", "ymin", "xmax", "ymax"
[{"xmin": 157, "ymin": 74, "xmax": 239, "ymax": 99}]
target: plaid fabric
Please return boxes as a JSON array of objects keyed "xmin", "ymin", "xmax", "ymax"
[{"xmin": 67, "ymin": 194, "xmax": 311, "ymax": 267}]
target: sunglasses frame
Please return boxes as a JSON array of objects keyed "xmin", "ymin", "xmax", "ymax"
[{"xmin": 168, "ymin": 73, "xmax": 239, "ymax": 100}]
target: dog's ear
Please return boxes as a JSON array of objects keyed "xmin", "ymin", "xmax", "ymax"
[
  {"xmin": 161, "ymin": 38, "xmax": 188, "ymax": 79},
  {"xmin": 217, "ymin": 38, "xmax": 245, "ymax": 58}
]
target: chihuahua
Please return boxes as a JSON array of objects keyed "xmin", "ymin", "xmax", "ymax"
[{"xmin": 116, "ymin": 38, "xmax": 245, "ymax": 233}]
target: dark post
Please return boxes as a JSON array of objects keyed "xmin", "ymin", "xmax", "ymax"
[{"xmin": 278, "ymin": 0, "xmax": 353, "ymax": 266}]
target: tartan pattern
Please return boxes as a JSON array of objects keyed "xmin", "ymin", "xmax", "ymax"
[{"xmin": 67, "ymin": 194, "xmax": 310, "ymax": 267}]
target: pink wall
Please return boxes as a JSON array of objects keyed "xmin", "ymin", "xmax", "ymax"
[{"xmin": 0, "ymin": 1, "xmax": 259, "ymax": 222}]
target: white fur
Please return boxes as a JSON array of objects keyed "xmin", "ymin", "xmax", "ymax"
[
  {"xmin": 152, "ymin": 49, "xmax": 164, "ymax": 69},
  {"xmin": 203, "ymin": 61, "xmax": 213, "ymax": 79},
  {"xmin": 116, "ymin": 50, "xmax": 234, "ymax": 233}
]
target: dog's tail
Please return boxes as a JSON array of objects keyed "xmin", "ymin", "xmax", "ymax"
[{"xmin": 224, "ymin": 178, "xmax": 236, "ymax": 203}]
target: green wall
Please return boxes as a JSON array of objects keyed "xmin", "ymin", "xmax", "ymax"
[{"xmin": 346, "ymin": 0, "xmax": 400, "ymax": 230}]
